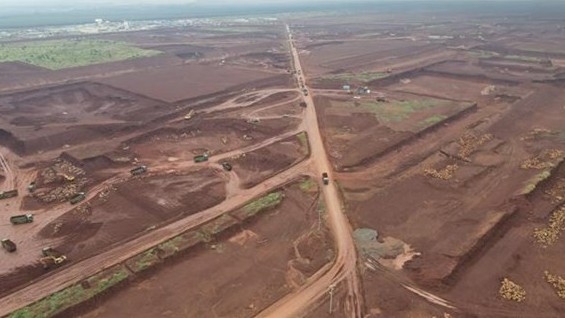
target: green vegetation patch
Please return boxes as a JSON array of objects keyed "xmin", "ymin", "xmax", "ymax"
[
  {"xmin": 241, "ymin": 191, "xmax": 284, "ymax": 218},
  {"xmin": 200, "ymin": 214, "xmax": 239, "ymax": 235},
  {"xmin": 126, "ymin": 247, "xmax": 161, "ymax": 273},
  {"xmin": 0, "ymin": 39, "xmax": 161, "ymax": 70},
  {"xmin": 299, "ymin": 178, "xmax": 317, "ymax": 193},
  {"xmin": 319, "ymin": 71, "xmax": 388, "ymax": 83},
  {"xmin": 10, "ymin": 266, "xmax": 129, "ymax": 318},
  {"xmin": 521, "ymin": 170, "xmax": 552, "ymax": 195},
  {"xmin": 296, "ymin": 132, "xmax": 310, "ymax": 153},
  {"xmin": 157, "ymin": 233, "xmax": 204, "ymax": 259},
  {"xmin": 419, "ymin": 114, "xmax": 447, "ymax": 128},
  {"xmin": 336, "ymin": 99, "xmax": 450, "ymax": 123},
  {"xmin": 468, "ymin": 50, "xmax": 541, "ymax": 63}
]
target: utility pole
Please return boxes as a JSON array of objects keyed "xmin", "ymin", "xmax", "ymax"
[{"xmin": 328, "ymin": 283, "xmax": 336, "ymax": 314}]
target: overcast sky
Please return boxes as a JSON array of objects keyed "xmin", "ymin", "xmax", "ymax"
[{"xmin": 2, "ymin": 0, "xmax": 315, "ymax": 6}]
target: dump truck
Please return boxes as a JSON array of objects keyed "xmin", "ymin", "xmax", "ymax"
[
  {"xmin": 40, "ymin": 247, "xmax": 67, "ymax": 269},
  {"xmin": 130, "ymin": 165, "xmax": 148, "ymax": 176},
  {"xmin": 10, "ymin": 214, "xmax": 34, "ymax": 225},
  {"xmin": 0, "ymin": 189, "xmax": 18, "ymax": 200},
  {"xmin": 322, "ymin": 172, "xmax": 329, "ymax": 185},
  {"xmin": 70, "ymin": 192, "xmax": 86, "ymax": 205},
  {"xmin": 27, "ymin": 182, "xmax": 36, "ymax": 193},
  {"xmin": 1, "ymin": 239, "xmax": 16, "ymax": 252},
  {"xmin": 194, "ymin": 154, "xmax": 209, "ymax": 163},
  {"xmin": 221, "ymin": 162, "xmax": 232, "ymax": 171}
]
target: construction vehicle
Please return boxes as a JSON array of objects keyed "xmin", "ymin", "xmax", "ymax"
[
  {"xmin": 221, "ymin": 162, "xmax": 232, "ymax": 171},
  {"xmin": 184, "ymin": 109, "xmax": 195, "ymax": 120},
  {"xmin": 10, "ymin": 214, "xmax": 34, "ymax": 225},
  {"xmin": 130, "ymin": 165, "xmax": 148, "ymax": 176},
  {"xmin": 322, "ymin": 172, "xmax": 329, "ymax": 185},
  {"xmin": 40, "ymin": 247, "xmax": 67, "ymax": 269},
  {"xmin": 1, "ymin": 239, "xmax": 16, "ymax": 252},
  {"xmin": 27, "ymin": 182, "xmax": 36, "ymax": 193},
  {"xmin": 194, "ymin": 154, "xmax": 209, "ymax": 163},
  {"xmin": 60, "ymin": 173, "xmax": 75, "ymax": 182},
  {"xmin": 0, "ymin": 189, "xmax": 18, "ymax": 200},
  {"xmin": 70, "ymin": 192, "xmax": 86, "ymax": 205}
]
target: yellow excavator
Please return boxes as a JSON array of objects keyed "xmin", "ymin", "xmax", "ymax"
[{"xmin": 39, "ymin": 247, "xmax": 67, "ymax": 270}]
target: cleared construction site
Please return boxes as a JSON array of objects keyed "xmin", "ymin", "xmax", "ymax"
[{"xmin": 1, "ymin": 3, "xmax": 565, "ymax": 318}]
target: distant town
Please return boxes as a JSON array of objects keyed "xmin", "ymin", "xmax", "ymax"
[{"xmin": 0, "ymin": 16, "xmax": 279, "ymax": 42}]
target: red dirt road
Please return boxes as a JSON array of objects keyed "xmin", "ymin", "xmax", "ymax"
[{"xmin": 256, "ymin": 25, "xmax": 363, "ymax": 318}]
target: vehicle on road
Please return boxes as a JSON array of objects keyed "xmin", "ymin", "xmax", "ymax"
[
  {"xmin": 70, "ymin": 192, "xmax": 86, "ymax": 205},
  {"xmin": 0, "ymin": 189, "xmax": 18, "ymax": 200},
  {"xmin": 10, "ymin": 214, "xmax": 34, "ymax": 225},
  {"xmin": 194, "ymin": 154, "xmax": 209, "ymax": 163},
  {"xmin": 221, "ymin": 162, "xmax": 232, "ymax": 171},
  {"xmin": 1, "ymin": 239, "xmax": 16, "ymax": 252},
  {"xmin": 322, "ymin": 172, "xmax": 329, "ymax": 185},
  {"xmin": 130, "ymin": 165, "xmax": 148, "ymax": 176},
  {"xmin": 27, "ymin": 182, "xmax": 36, "ymax": 192}
]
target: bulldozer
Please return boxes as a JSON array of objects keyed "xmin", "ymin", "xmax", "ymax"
[{"xmin": 39, "ymin": 247, "xmax": 67, "ymax": 270}]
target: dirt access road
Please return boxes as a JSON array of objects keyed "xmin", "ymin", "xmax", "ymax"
[{"xmin": 257, "ymin": 25, "xmax": 363, "ymax": 318}]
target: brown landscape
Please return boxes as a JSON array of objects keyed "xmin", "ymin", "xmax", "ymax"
[{"xmin": 1, "ymin": 3, "xmax": 565, "ymax": 318}]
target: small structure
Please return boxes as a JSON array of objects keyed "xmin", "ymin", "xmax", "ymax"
[
  {"xmin": 356, "ymin": 86, "xmax": 371, "ymax": 95},
  {"xmin": 342, "ymin": 84, "xmax": 351, "ymax": 91}
]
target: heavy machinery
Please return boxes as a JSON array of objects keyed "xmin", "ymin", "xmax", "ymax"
[
  {"xmin": 184, "ymin": 109, "xmax": 195, "ymax": 120},
  {"xmin": 0, "ymin": 189, "xmax": 18, "ymax": 200},
  {"xmin": 40, "ymin": 247, "xmax": 67, "ymax": 269},
  {"xmin": 70, "ymin": 192, "xmax": 86, "ymax": 205},
  {"xmin": 10, "ymin": 214, "xmax": 34, "ymax": 225},
  {"xmin": 194, "ymin": 154, "xmax": 209, "ymax": 163},
  {"xmin": 1, "ymin": 239, "xmax": 16, "ymax": 252},
  {"xmin": 27, "ymin": 182, "xmax": 36, "ymax": 192},
  {"xmin": 130, "ymin": 165, "xmax": 148, "ymax": 176},
  {"xmin": 322, "ymin": 172, "xmax": 329, "ymax": 185},
  {"xmin": 221, "ymin": 162, "xmax": 233, "ymax": 171},
  {"xmin": 60, "ymin": 173, "xmax": 75, "ymax": 182}
]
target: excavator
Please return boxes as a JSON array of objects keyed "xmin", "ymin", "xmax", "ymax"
[{"xmin": 39, "ymin": 247, "xmax": 67, "ymax": 270}]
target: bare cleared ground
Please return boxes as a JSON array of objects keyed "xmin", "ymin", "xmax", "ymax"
[
  {"xmin": 76, "ymin": 179, "xmax": 332, "ymax": 318},
  {"xmin": 0, "ymin": 168, "xmax": 226, "ymax": 297},
  {"xmin": 2, "ymin": 10, "xmax": 565, "ymax": 318},
  {"xmin": 98, "ymin": 64, "xmax": 288, "ymax": 103},
  {"xmin": 231, "ymin": 133, "xmax": 309, "ymax": 188},
  {"xmin": 295, "ymin": 13, "xmax": 565, "ymax": 317}
]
